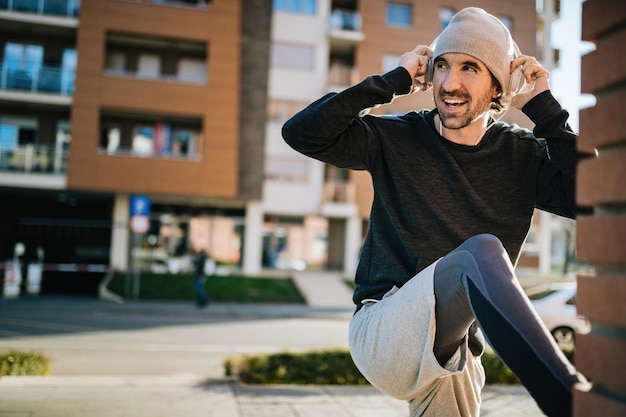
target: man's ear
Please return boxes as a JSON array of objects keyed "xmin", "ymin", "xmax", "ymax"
[{"xmin": 492, "ymin": 85, "xmax": 502, "ymax": 99}]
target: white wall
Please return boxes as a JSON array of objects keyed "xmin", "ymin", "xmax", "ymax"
[{"xmin": 265, "ymin": 1, "xmax": 333, "ymax": 215}]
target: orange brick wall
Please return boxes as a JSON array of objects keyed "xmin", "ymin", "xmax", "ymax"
[{"xmin": 575, "ymin": 1, "xmax": 626, "ymax": 416}]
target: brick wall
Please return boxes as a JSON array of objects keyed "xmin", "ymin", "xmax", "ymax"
[{"xmin": 575, "ymin": 1, "xmax": 626, "ymax": 416}]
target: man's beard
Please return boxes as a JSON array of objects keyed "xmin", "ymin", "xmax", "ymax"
[{"xmin": 436, "ymin": 88, "xmax": 493, "ymax": 130}]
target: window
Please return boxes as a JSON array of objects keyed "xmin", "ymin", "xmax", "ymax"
[
  {"xmin": 0, "ymin": 124, "xmax": 17, "ymax": 151},
  {"xmin": 100, "ymin": 112, "xmax": 202, "ymax": 158},
  {"xmin": 499, "ymin": 15, "xmax": 513, "ymax": 33},
  {"xmin": 273, "ymin": 0, "xmax": 316, "ymax": 15},
  {"xmin": 177, "ymin": 58, "xmax": 206, "ymax": 83},
  {"xmin": 132, "ymin": 125, "xmax": 155, "ymax": 155},
  {"xmin": 271, "ymin": 43, "xmax": 314, "ymax": 70},
  {"xmin": 265, "ymin": 157, "xmax": 308, "ymax": 183},
  {"xmin": 4, "ymin": 42, "xmax": 43, "ymax": 91},
  {"xmin": 439, "ymin": 8, "xmax": 454, "ymax": 31},
  {"xmin": 104, "ymin": 33, "xmax": 207, "ymax": 84},
  {"xmin": 386, "ymin": 3, "xmax": 411, "ymax": 28},
  {"xmin": 102, "ymin": 125, "xmax": 121, "ymax": 154},
  {"xmin": 0, "ymin": 117, "xmax": 37, "ymax": 146},
  {"xmin": 0, "ymin": 117, "xmax": 37, "ymax": 171},
  {"xmin": 137, "ymin": 54, "xmax": 161, "ymax": 79},
  {"xmin": 4, "ymin": 43, "xmax": 44, "ymax": 70},
  {"xmin": 61, "ymin": 48, "xmax": 76, "ymax": 94}
]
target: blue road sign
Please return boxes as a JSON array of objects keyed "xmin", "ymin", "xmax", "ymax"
[{"xmin": 130, "ymin": 195, "xmax": 151, "ymax": 216}]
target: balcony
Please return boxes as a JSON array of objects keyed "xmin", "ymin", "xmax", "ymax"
[
  {"xmin": 105, "ymin": 33, "xmax": 207, "ymax": 85},
  {"xmin": 328, "ymin": 63, "xmax": 358, "ymax": 91},
  {"xmin": 0, "ymin": 143, "xmax": 68, "ymax": 174},
  {"xmin": 329, "ymin": 10, "xmax": 364, "ymax": 42},
  {"xmin": 0, "ymin": 0, "xmax": 80, "ymax": 18},
  {"xmin": 0, "ymin": 62, "xmax": 74, "ymax": 96},
  {"xmin": 320, "ymin": 180, "xmax": 357, "ymax": 217}
]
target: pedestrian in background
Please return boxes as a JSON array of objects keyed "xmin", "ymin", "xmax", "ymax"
[{"xmin": 193, "ymin": 248, "xmax": 211, "ymax": 308}]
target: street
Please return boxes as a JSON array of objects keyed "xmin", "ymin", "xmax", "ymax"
[{"xmin": 0, "ymin": 295, "xmax": 352, "ymax": 378}]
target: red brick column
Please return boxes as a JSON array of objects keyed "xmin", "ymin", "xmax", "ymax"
[{"xmin": 575, "ymin": 1, "xmax": 626, "ymax": 416}]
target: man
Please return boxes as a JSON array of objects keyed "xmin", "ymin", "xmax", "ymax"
[
  {"xmin": 282, "ymin": 7, "xmax": 591, "ymax": 417},
  {"xmin": 193, "ymin": 248, "xmax": 210, "ymax": 308}
]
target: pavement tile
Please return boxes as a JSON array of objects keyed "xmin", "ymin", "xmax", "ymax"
[
  {"xmin": 234, "ymin": 384, "xmax": 328, "ymax": 403},
  {"xmin": 239, "ymin": 404, "xmax": 297, "ymax": 417},
  {"xmin": 292, "ymin": 403, "xmax": 353, "ymax": 417}
]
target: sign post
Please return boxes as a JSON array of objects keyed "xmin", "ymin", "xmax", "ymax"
[{"xmin": 129, "ymin": 195, "xmax": 151, "ymax": 300}]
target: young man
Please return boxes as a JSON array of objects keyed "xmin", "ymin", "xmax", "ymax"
[{"xmin": 282, "ymin": 7, "xmax": 591, "ymax": 417}]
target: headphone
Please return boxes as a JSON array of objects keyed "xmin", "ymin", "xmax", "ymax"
[{"xmin": 425, "ymin": 38, "xmax": 525, "ymax": 96}]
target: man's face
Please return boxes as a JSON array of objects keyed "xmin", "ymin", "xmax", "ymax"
[{"xmin": 432, "ymin": 53, "xmax": 499, "ymax": 130}]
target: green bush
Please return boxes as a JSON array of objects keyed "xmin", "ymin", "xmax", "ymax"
[
  {"xmin": 0, "ymin": 350, "xmax": 50, "ymax": 376},
  {"xmin": 481, "ymin": 350, "xmax": 520, "ymax": 384},
  {"xmin": 225, "ymin": 349, "xmax": 368, "ymax": 385},
  {"xmin": 226, "ymin": 347, "xmax": 575, "ymax": 386}
]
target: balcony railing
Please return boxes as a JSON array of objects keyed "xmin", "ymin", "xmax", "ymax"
[
  {"xmin": 0, "ymin": 0, "xmax": 80, "ymax": 17},
  {"xmin": 0, "ymin": 63, "xmax": 74, "ymax": 95},
  {"xmin": 328, "ymin": 64, "xmax": 359, "ymax": 89},
  {"xmin": 0, "ymin": 144, "xmax": 68, "ymax": 174},
  {"xmin": 329, "ymin": 9, "xmax": 362, "ymax": 32},
  {"xmin": 322, "ymin": 180, "xmax": 355, "ymax": 204}
]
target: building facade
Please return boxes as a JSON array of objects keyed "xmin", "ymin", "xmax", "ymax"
[
  {"xmin": 2, "ymin": 0, "xmax": 556, "ymax": 295},
  {"xmin": 0, "ymin": 0, "xmax": 270, "ymax": 291}
]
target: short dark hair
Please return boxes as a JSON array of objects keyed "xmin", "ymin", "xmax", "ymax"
[{"xmin": 490, "ymin": 73, "xmax": 507, "ymax": 114}]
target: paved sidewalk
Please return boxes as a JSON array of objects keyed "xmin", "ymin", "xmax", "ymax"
[{"xmin": 0, "ymin": 375, "xmax": 544, "ymax": 417}]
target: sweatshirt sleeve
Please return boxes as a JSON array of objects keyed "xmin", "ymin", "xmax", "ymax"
[
  {"xmin": 522, "ymin": 90, "xmax": 595, "ymax": 217},
  {"xmin": 281, "ymin": 67, "xmax": 413, "ymax": 170}
]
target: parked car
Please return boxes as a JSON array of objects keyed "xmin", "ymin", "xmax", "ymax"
[{"xmin": 527, "ymin": 281, "xmax": 589, "ymax": 350}]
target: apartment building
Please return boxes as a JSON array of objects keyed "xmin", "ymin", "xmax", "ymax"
[
  {"xmin": 1, "ymin": 0, "xmax": 550, "ymax": 295},
  {"xmin": 0, "ymin": 0, "xmax": 274, "ymax": 292}
]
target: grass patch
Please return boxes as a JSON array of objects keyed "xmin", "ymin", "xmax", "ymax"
[
  {"xmin": 0, "ymin": 350, "xmax": 50, "ymax": 376},
  {"xmin": 108, "ymin": 272, "xmax": 306, "ymax": 303}
]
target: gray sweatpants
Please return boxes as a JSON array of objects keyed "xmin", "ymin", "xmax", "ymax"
[
  {"xmin": 349, "ymin": 260, "xmax": 485, "ymax": 417},
  {"xmin": 349, "ymin": 234, "xmax": 587, "ymax": 417}
]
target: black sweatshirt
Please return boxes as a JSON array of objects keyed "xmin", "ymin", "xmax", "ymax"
[{"xmin": 282, "ymin": 67, "xmax": 589, "ymax": 309}]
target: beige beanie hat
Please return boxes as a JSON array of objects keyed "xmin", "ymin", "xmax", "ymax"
[{"xmin": 433, "ymin": 7, "xmax": 519, "ymax": 93}]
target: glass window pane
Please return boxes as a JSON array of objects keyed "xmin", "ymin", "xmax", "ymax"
[
  {"xmin": 5, "ymin": 43, "xmax": 24, "ymax": 68},
  {"xmin": 273, "ymin": 0, "xmax": 315, "ymax": 14},
  {"xmin": 25, "ymin": 45, "xmax": 43, "ymax": 69},
  {"xmin": 132, "ymin": 126, "xmax": 154, "ymax": 155},
  {"xmin": 137, "ymin": 54, "xmax": 161, "ymax": 78},
  {"xmin": 0, "ymin": 124, "xmax": 17, "ymax": 150},
  {"xmin": 387, "ymin": 3, "xmax": 411, "ymax": 28},
  {"xmin": 439, "ymin": 8, "xmax": 454, "ymax": 31},
  {"xmin": 499, "ymin": 15, "xmax": 513, "ymax": 33}
]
